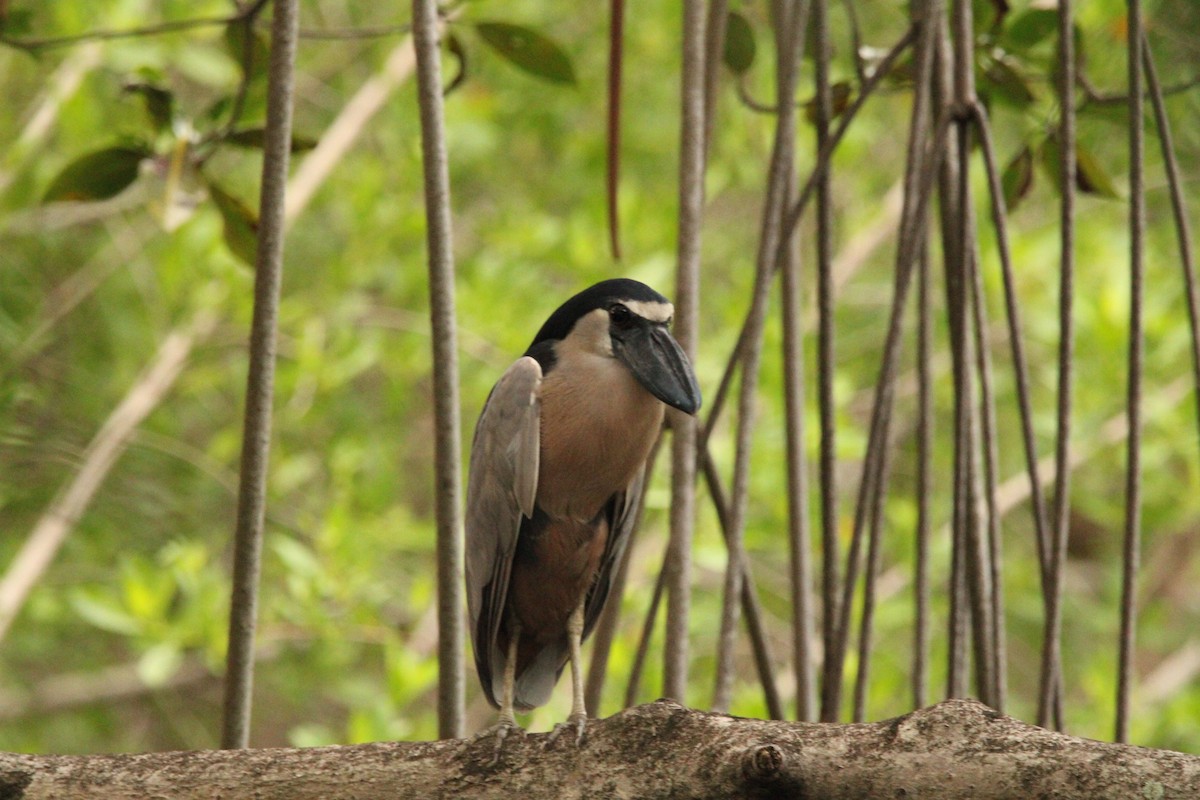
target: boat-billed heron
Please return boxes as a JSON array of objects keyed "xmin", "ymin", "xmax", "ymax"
[{"xmin": 466, "ymin": 278, "xmax": 701, "ymax": 750}]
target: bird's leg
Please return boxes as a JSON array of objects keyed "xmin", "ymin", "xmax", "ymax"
[
  {"xmin": 475, "ymin": 623, "xmax": 524, "ymax": 764},
  {"xmin": 545, "ymin": 598, "xmax": 588, "ymax": 747}
]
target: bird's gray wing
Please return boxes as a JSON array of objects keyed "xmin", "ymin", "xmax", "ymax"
[
  {"xmin": 465, "ymin": 356, "xmax": 541, "ymax": 707},
  {"xmin": 581, "ymin": 462, "xmax": 646, "ymax": 641}
]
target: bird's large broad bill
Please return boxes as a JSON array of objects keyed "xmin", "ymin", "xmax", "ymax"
[{"xmin": 611, "ymin": 323, "xmax": 701, "ymax": 415}]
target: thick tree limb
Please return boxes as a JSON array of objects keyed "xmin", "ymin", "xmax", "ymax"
[{"xmin": 2, "ymin": 700, "xmax": 1196, "ymax": 799}]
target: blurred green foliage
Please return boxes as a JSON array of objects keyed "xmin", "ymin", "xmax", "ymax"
[{"xmin": 1, "ymin": 0, "xmax": 1199, "ymax": 756}]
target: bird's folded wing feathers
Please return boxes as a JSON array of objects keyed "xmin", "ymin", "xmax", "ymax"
[
  {"xmin": 464, "ymin": 356, "xmax": 542, "ymax": 664},
  {"xmin": 583, "ymin": 463, "xmax": 646, "ymax": 640}
]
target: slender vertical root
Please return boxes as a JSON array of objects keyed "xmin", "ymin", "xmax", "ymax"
[
  {"xmin": 664, "ymin": 0, "xmax": 707, "ymax": 704},
  {"xmin": 1040, "ymin": 0, "xmax": 1076, "ymax": 732},
  {"xmin": 412, "ymin": 0, "xmax": 466, "ymax": 740},
  {"xmin": 220, "ymin": 0, "xmax": 300, "ymax": 751},
  {"xmin": 1116, "ymin": 0, "xmax": 1145, "ymax": 745}
]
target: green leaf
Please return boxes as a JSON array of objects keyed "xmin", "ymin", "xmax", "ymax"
[
  {"xmin": 225, "ymin": 127, "xmax": 318, "ymax": 153},
  {"xmin": 123, "ymin": 81, "xmax": 176, "ymax": 133},
  {"xmin": 723, "ymin": 11, "xmax": 756, "ymax": 75},
  {"xmin": 137, "ymin": 642, "xmax": 184, "ymax": 687},
  {"xmin": 223, "ymin": 19, "xmax": 270, "ymax": 82},
  {"xmin": 474, "ymin": 22, "xmax": 576, "ymax": 85},
  {"xmin": 983, "ymin": 56, "xmax": 1035, "ymax": 108},
  {"xmin": 70, "ymin": 590, "xmax": 141, "ymax": 636},
  {"xmin": 444, "ymin": 31, "xmax": 469, "ymax": 95},
  {"xmin": 203, "ymin": 96, "xmax": 233, "ymax": 125},
  {"xmin": 804, "ymin": 82, "xmax": 853, "ymax": 124},
  {"xmin": 1005, "ymin": 8, "xmax": 1058, "ymax": 50},
  {"xmin": 0, "ymin": 8, "xmax": 34, "ymax": 36},
  {"xmin": 1039, "ymin": 135, "xmax": 1061, "ymax": 185},
  {"xmin": 1038, "ymin": 135, "xmax": 1120, "ymax": 199},
  {"xmin": 272, "ymin": 535, "xmax": 323, "ymax": 580},
  {"xmin": 42, "ymin": 146, "xmax": 149, "ymax": 203},
  {"xmin": 207, "ymin": 181, "xmax": 259, "ymax": 266},
  {"xmin": 1075, "ymin": 143, "xmax": 1119, "ymax": 198},
  {"xmin": 974, "ymin": 0, "xmax": 1010, "ymax": 33},
  {"xmin": 1001, "ymin": 145, "xmax": 1035, "ymax": 211}
]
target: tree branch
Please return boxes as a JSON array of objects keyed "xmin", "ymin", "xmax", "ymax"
[
  {"xmin": 1, "ymin": 700, "xmax": 1196, "ymax": 799},
  {"xmin": 1077, "ymin": 70, "xmax": 1200, "ymax": 107},
  {"xmin": 0, "ymin": 1, "xmax": 408, "ymax": 53},
  {"xmin": 0, "ymin": 311, "xmax": 216, "ymax": 645}
]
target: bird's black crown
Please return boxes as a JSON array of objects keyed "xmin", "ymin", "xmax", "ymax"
[{"xmin": 527, "ymin": 278, "xmax": 670, "ymax": 349}]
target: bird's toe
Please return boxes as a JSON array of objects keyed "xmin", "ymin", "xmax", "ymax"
[
  {"xmin": 543, "ymin": 713, "xmax": 587, "ymax": 749},
  {"xmin": 474, "ymin": 718, "xmax": 524, "ymax": 765}
]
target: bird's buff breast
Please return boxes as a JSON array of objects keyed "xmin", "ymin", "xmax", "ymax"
[{"xmin": 535, "ymin": 355, "xmax": 663, "ymax": 521}]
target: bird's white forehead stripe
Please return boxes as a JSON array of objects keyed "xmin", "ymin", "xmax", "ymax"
[{"xmin": 622, "ymin": 299, "xmax": 674, "ymax": 323}]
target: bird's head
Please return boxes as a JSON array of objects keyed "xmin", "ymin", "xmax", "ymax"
[{"xmin": 527, "ymin": 278, "xmax": 702, "ymax": 415}]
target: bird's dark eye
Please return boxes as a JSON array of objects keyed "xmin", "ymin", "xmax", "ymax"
[{"xmin": 609, "ymin": 303, "xmax": 634, "ymax": 328}]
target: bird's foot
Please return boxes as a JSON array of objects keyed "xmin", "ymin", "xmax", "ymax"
[
  {"xmin": 544, "ymin": 712, "xmax": 587, "ymax": 749},
  {"xmin": 473, "ymin": 718, "xmax": 525, "ymax": 765}
]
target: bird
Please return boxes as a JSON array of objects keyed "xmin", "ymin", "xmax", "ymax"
[{"xmin": 465, "ymin": 278, "xmax": 701, "ymax": 753}]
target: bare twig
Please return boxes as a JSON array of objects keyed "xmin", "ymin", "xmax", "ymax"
[
  {"xmin": 294, "ymin": 24, "xmax": 412, "ymax": 41},
  {"xmin": 0, "ymin": 43, "xmax": 102, "ymax": 196},
  {"xmin": 285, "ymin": 39, "xmax": 416, "ymax": 225},
  {"xmin": 211, "ymin": 1, "xmax": 274, "ymax": 146},
  {"xmin": 0, "ymin": 311, "xmax": 216, "ymax": 644},
  {"xmin": 0, "ymin": 1, "xmax": 411, "ymax": 53},
  {"xmin": 993, "ymin": 377, "xmax": 1191, "ymax": 524},
  {"xmin": 1077, "ymin": 70, "xmax": 1200, "ymax": 106},
  {"xmin": 4, "ymin": 219, "xmax": 154, "ymax": 378},
  {"xmin": 1142, "ymin": 640, "xmax": 1200, "ymax": 707},
  {"xmin": 0, "ymin": 14, "xmax": 238, "ymax": 52},
  {"xmin": 0, "ymin": 0, "xmax": 270, "ymax": 53},
  {"xmin": 0, "ymin": 644, "xmax": 281, "ymax": 722},
  {"xmin": 842, "ymin": 0, "xmax": 868, "ymax": 85}
]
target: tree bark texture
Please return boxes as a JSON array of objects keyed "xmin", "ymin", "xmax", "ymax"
[{"xmin": 1, "ymin": 699, "xmax": 1195, "ymax": 799}]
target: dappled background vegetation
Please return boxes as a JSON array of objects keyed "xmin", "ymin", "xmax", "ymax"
[{"xmin": 2, "ymin": 0, "xmax": 1199, "ymax": 755}]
